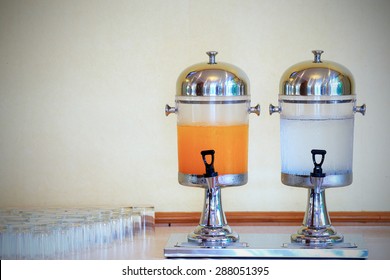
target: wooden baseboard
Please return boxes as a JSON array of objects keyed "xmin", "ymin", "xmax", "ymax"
[{"xmin": 155, "ymin": 211, "xmax": 390, "ymax": 226}]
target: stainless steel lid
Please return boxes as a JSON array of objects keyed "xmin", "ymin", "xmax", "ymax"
[
  {"xmin": 176, "ymin": 51, "xmax": 249, "ymax": 96},
  {"xmin": 280, "ymin": 50, "xmax": 355, "ymax": 96}
]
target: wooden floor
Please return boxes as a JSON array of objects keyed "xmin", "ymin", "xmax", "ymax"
[{"xmin": 66, "ymin": 225, "xmax": 390, "ymax": 260}]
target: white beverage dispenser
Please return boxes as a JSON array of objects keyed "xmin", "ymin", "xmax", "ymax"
[{"xmin": 270, "ymin": 50, "xmax": 367, "ymax": 250}]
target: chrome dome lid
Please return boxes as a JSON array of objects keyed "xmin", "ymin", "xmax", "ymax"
[
  {"xmin": 280, "ymin": 50, "xmax": 355, "ymax": 96},
  {"xmin": 176, "ymin": 51, "xmax": 249, "ymax": 97}
]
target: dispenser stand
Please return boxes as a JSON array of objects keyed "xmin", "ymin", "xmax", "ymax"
[
  {"xmin": 291, "ymin": 187, "xmax": 344, "ymax": 244},
  {"xmin": 291, "ymin": 150, "xmax": 344, "ymax": 245},
  {"xmin": 279, "ymin": 149, "xmax": 368, "ymax": 258},
  {"xmin": 188, "ymin": 180, "xmax": 239, "ymax": 244},
  {"xmin": 165, "ymin": 150, "xmax": 251, "ymax": 257},
  {"xmin": 186, "ymin": 150, "xmax": 239, "ymax": 245}
]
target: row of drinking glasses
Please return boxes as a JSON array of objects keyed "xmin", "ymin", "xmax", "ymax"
[{"xmin": 0, "ymin": 206, "xmax": 154, "ymax": 259}]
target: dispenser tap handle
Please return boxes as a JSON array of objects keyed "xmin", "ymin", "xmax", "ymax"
[
  {"xmin": 310, "ymin": 149, "xmax": 327, "ymax": 178},
  {"xmin": 201, "ymin": 150, "xmax": 218, "ymax": 178}
]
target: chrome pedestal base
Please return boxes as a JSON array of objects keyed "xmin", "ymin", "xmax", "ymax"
[
  {"xmin": 290, "ymin": 176, "xmax": 345, "ymax": 246},
  {"xmin": 188, "ymin": 225, "xmax": 239, "ymax": 245},
  {"xmin": 185, "ymin": 175, "xmax": 239, "ymax": 246},
  {"xmin": 291, "ymin": 226, "xmax": 344, "ymax": 244}
]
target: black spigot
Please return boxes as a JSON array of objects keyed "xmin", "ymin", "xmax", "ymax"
[
  {"xmin": 310, "ymin": 149, "xmax": 326, "ymax": 178},
  {"xmin": 201, "ymin": 150, "xmax": 218, "ymax": 178}
]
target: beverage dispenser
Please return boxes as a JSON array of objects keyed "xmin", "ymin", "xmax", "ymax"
[
  {"xmin": 165, "ymin": 51, "xmax": 260, "ymax": 247},
  {"xmin": 270, "ymin": 50, "xmax": 367, "ymax": 248}
]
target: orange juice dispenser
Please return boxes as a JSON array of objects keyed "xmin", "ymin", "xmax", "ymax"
[{"xmin": 164, "ymin": 51, "xmax": 260, "ymax": 253}]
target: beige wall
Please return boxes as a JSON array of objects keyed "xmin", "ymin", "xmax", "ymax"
[{"xmin": 0, "ymin": 0, "xmax": 389, "ymax": 212}]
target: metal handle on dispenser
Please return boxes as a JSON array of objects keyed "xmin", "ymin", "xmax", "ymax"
[
  {"xmin": 269, "ymin": 104, "xmax": 281, "ymax": 115},
  {"xmin": 165, "ymin": 104, "xmax": 177, "ymax": 116},
  {"xmin": 354, "ymin": 104, "xmax": 366, "ymax": 115},
  {"xmin": 249, "ymin": 104, "xmax": 261, "ymax": 116}
]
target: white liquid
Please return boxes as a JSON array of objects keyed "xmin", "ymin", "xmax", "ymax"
[{"xmin": 280, "ymin": 118, "xmax": 354, "ymax": 176}]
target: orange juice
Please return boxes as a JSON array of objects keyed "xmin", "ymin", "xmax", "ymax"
[{"xmin": 177, "ymin": 124, "xmax": 248, "ymax": 175}]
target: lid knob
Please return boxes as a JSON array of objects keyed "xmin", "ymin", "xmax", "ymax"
[
  {"xmin": 206, "ymin": 51, "xmax": 218, "ymax": 64},
  {"xmin": 312, "ymin": 50, "xmax": 324, "ymax": 63}
]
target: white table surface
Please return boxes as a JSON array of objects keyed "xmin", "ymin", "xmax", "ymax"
[{"xmin": 64, "ymin": 225, "xmax": 390, "ymax": 260}]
